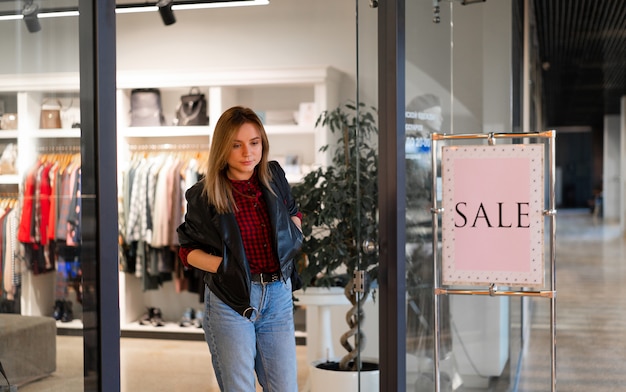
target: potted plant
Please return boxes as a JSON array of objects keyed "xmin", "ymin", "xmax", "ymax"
[{"xmin": 291, "ymin": 101, "xmax": 379, "ymax": 387}]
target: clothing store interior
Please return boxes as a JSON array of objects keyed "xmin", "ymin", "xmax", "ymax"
[{"xmin": 0, "ymin": 0, "xmax": 625, "ymax": 391}]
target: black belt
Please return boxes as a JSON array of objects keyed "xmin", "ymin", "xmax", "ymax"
[{"xmin": 251, "ymin": 272, "xmax": 281, "ymax": 284}]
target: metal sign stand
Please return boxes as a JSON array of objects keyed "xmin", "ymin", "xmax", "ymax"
[{"xmin": 430, "ymin": 131, "xmax": 557, "ymax": 392}]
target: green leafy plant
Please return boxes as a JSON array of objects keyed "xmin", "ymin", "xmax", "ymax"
[{"xmin": 292, "ymin": 101, "xmax": 379, "ymax": 371}]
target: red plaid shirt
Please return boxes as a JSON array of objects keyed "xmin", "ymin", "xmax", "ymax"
[
  {"xmin": 230, "ymin": 175, "xmax": 279, "ymax": 274},
  {"xmin": 178, "ymin": 174, "xmax": 282, "ymax": 274}
]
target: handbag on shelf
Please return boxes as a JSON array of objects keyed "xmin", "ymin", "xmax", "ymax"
[
  {"xmin": 0, "ymin": 113, "xmax": 17, "ymax": 130},
  {"xmin": 175, "ymin": 87, "xmax": 209, "ymax": 126},
  {"xmin": 40, "ymin": 98, "xmax": 63, "ymax": 129},
  {"xmin": 130, "ymin": 88, "xmax": 166, "ymax": 127}
]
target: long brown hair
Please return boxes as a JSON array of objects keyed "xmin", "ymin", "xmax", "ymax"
[{"xmin": 203, "ymin": 106, "xmax": 273, "ymax": 213}]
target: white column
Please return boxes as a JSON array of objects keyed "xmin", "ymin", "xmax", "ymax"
[
  {"xmin": 603, "ymin": 114, "xmax": 621, "ymax": 223},
  {"xmin": 621, "ymin": 96, "xmax": 626, "ymax": 233}
]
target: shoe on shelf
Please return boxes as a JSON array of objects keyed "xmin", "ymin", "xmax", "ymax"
[
  {"xmin": 138, "ymin": 307, "xmax": 166, "ymax": 327},
  {"xmin": 61, "ymin": 300, "xmax": 74, "ymax": 323},
  {"xmin": 139, "ymin": 307, "xmax": 155, "ymax": 326},
  {"xmin": 150, "ymin": 307, "xmax": 165, "ymax": 327},
  {"xmin": 53, "ymin": 299, "xmax": 65, "ymax": 321},
  {"xmin": 179, "ymin": 307, "xmax": 195, "ymax": 327},
  {"xmin": 193, "ymin": 309, "xmax": 204, "ymax": 328}
]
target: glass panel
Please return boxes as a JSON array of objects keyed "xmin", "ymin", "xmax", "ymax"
[
  {"xmin": 405, "ymin": 1, "xmax": 524, "ymax": 391},
  {"xmin": 355, "ymin": 0, "xmax": 380, "ymax": 388},
  {"xmin": 405, "ymin": 3, "xmax": 451, "ymax": 390},
  {"xmin": 0, "ymin": 1, "xmax": 84, "ymax": 391}
]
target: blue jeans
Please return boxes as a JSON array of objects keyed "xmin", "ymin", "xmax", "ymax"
[{"xmin": 202, "ymin": 279, "xmax": 297, "ymax": 392}]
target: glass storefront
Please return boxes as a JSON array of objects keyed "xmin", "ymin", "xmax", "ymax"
[
  {"xmin": 398, "ymin": 1, "xmax": 528, "ymax": 390},
  {"xmin": 0, "ymin": 0, "xmax": 535, "ymax": 391},
  {"xmin": 0, "ymin": 1, "xmax": 118, "ymax": 391},
  {"xmin": 0, "ymin": 0, "xmax": 87, "ymax": 389}
]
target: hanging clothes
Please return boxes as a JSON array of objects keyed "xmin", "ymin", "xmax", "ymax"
[
  {"xmin": 17, "ymin": 154, "xmax": 81, "ymax": 277},
  {"xmin": 119, "ymin": 149, "xmax": 204, "ymax": 292},
  {"xmin": 1, "ymin": 201, "xmax": 22, "ymax": 313}
]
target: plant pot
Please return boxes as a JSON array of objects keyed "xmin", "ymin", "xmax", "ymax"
[{"xmin": 309, "ymin": 358, "xmax": 379, "ymax": 392}]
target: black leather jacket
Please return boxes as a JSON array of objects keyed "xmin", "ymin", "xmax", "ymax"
[{"xmin": 176, "ymin": 161, "xmax": 303, "ymax": 317}]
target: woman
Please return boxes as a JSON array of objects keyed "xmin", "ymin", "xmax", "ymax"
[{"xmin": 177, "ymin": 106, "xmax": 303, "ymax": 391}]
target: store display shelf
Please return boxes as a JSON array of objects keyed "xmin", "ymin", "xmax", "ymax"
[
  {"xmin": 122, "ymin": 126, "xmax": 210, "ymax": 138},
  {"xmin": 28, "ymin": 129, "xmax": 81, "ymax": 139},
  {"xmin": 123, "ymin": 321, "xmax": 204, "ymax": 333},
  {"xmin": 55, "ymin": 319, "xmax": 84, "ymax": 336},
  {"xmin": 56, "ymin": 319, "xmax": 83, "ymax": 329},
  {"xmin": 264, "ymin": 124, "xmax": 315, "ymax": 135},
  {"xmin": 295, "ymin": 329, "xmax": 307, "ymax": 346},
  {"xmin": 0, "ymin": 131, "xmax": 18, "ymax": 139},
  {"xmin": 0, "ymin": 174, "xmax": 19, "ymax": 184},
  {"xmin": 121, "ymin": 322, "xmax": 205, "ymax": 341},
  {"xmin": 113, "ymin": 67, "xmax": 340, "ymax": 342}
]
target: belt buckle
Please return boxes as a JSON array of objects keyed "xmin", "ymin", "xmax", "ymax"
[{"xmin": 260, "ymin": 273, "xmax": 277, "ymax": 284}]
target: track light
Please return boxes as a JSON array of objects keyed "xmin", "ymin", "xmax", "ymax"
[
  {"xmin": 433, "ymin": 0, "xmax": 486, "ymax": 23},
  {"xmin": 22, "ymin": 0, "xmax": 41, "ymax": 33},
  {"xmin": 157, "ymin": 0, "xmax": 176, "ymax": 26},
  {"xmin": 0, "ymin": 1, "xmax": 270, "ymax": 22}
]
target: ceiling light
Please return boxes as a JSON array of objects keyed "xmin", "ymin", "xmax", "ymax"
[
  {"xmin": 157, "ymin": 0, "xmax": 176, "ymax": 25},
  {"xmin": 22, "ymin": 0, "xmax": 41, "ymax": 33},
  {"xmin": 172, "ymin": 0, "xmax": 269, "ymax": 11},
  {"xmin": 38, "ymin": 11, "xmax": 79, "ymax": 19},
  {"xmin": 433, "ymin": 0, "xmax": 486, "ymax": 23},
  {"xmin": 0, "ymin": 0, "xmax": 270, "ymax": 21},
  {"xmin": 115, "ymin": 0, "xmax": 269, "ymax": 14}
]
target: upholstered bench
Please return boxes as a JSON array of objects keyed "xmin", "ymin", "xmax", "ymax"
[{"xmin": 0, "ymin": 314, "xmax": 56, "ymax": 386}]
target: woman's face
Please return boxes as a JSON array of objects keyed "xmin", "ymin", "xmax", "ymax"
[{"xmin": 226, "ymin": 122, "xmax": 263, "ymax": 181}]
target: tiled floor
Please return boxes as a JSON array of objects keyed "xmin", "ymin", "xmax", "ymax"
[
  {"xmin": 514, "ymin": 209, "xmax": 626, "ymax": 391},
  {"xmin": 15, "ymin": 209, "xmax": 625, "ymax": 391},
  {"xmin": 17, "ymin": 336, "xmax": 311, "ymax": 392}
]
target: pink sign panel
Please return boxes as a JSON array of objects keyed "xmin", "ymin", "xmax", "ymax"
[{"xmin": 441, "ymin": 144, "xmax": 544, "ymax": 287}]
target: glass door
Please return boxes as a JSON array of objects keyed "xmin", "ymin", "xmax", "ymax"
[
  {"xmin": 402, "ymin": 1, "xmax": 524, "ymax": 391},
  {"xmin": 0, "ymin": 1, "xmax": 119, "ymax": 391},
  {"xmin": 353, "ymin": 0, "xmax": 380, "ymax": 389},
  {"xmin": 378, "ymin": 0, "xmax": 529, "ymax": 390},
  {"xmin": 0, "ymin": 0, "xmax": 86, "ymax": 390}
]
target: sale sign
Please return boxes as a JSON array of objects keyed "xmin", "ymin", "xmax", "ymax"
[{"xmin": 441, "ymin": 144, "xmax": 545, "ymax": 287}]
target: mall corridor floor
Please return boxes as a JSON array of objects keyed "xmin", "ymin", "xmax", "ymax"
[
  {"xmin": 16, "ymin": 209, "xmax": 626, "ymax": 391},
  {"xmin": 514, "ymin": 209, "xmax": 626, "ymax": 392}
]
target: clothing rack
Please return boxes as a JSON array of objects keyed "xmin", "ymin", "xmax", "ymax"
[
  {"xmin": 0, "ymin": 195, "xmax": 18, "ymax": 209},
  {"xmin": 36, "ymin": 145, "xmax": 81, "ymax": 153},
  {"xmin": 128, "ymin": 143, "xmax": 210, "ymax": 152}
]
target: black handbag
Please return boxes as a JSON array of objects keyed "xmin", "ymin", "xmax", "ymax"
[
  {"xmin": 130, "ymin": 88, "xmax": 166, "ymax": 127},
  {"xmin": 175, "ymin": 87, "xmax": 209, "ymax": 126}
]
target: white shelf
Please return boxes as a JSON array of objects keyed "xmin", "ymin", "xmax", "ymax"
[
  {"xmin": 0, "ymin": 72, "xmax": 80, "ymax": 92},
  {"xmin": 56, "ymin": 319, "xmax": 83, "ymax": 330},
  {"xmin": 122, "ymin": 321, "xmax": 205, "ymax": 335},
  {"xmin": 0, "ymin": 174, "xmax": 19, "ymax": 184},
  {"xmin": 58, "ymin": 319, "xmax": 206, "ymax": 337},
  {"xmin": 116, "ymin": 66, "xmax": 343, "ymax": 89},
  {"xmin": 264, "ymin": 124, "xmax": 315, "ymax": 135},
  {"xmin": 122, "ymin": 125, "xmax": 211, "ymax": 138},
  {"xmin": 27, "ymin": 129, "xmax": 81, "ymax": 138},
  {"xmin": 0, "ymin": 131, "xmax": 18, "ymax": 139}
]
